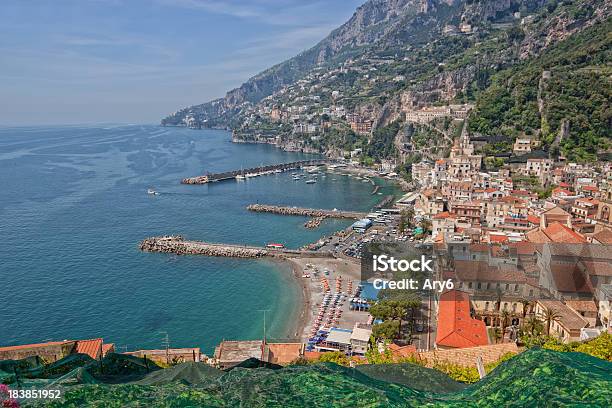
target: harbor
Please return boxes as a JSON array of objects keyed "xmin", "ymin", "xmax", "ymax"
[{"xmin": 181, "ymin": 159, "xmax": 330, "ymax": 184}]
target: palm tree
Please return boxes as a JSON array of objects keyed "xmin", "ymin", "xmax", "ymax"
[
  {"xmin": 494, "ymin": 288, "xmax": 503, "ymax": 312},
  {"xmin": 524, "ymin": 316, "xmax": 543, "ymax": 336},
  {"xmin": 492, "ymin": 327, "xmax": 502, "ymax": 344},
  {"xmin": 500, "ymin": 310, "xmax": 510, "ymax": 343},
  {"xmin": 519, "ymin": 298, "xmax": 531, "ymax": 319},
  {"xmin": 542, "ymin": 306, "xmax": 562, "ymax": 335}
]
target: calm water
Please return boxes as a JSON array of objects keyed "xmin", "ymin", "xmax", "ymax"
[{"xmin": 0, "ymin": 125, "xmax": 395, "ymax": 354}]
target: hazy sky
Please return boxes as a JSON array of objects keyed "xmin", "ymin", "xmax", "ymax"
[{"xmin": 0, "ymin": 0, "xmax": 362, "ymax": 125}]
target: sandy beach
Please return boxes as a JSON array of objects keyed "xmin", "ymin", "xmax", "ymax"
[{"xmin": 285, "ymin": 256, "xmax": 370, "ymax": 342}]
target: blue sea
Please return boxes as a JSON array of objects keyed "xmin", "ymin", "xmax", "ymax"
[{"xmin": 0, "ymin": 125, "xmax": 395, "ymax": 354}]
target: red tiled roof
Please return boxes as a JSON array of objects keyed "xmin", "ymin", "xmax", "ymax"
[
  {"xmin": 526, "ymin": 222, "xmax": 586, "ymax": 243},
  {"xmin": 437, "ymin": 290, "xmax": 488, "ymax": 349},
  {"xmin": 527, "ymin": 215, "xmax": 540, "ymax": 225},
  {"xmin": 102, "ymin": 343, "xmax": 115, "ymax": 357},
  {"xmin": 387, "ymin": 343, "xmax": 417, "ymax": 358},
  {"xmin": 543, "ymin": 223, "xmax": 587, "ymax": 243},
  {"xmin": 75, "ymin": 338, "xmax": 103, "ymax": 360},
  {"xmin": 489, "ymin": 234, "xmax": 508, "ymax": 243},
  {"xmin": 434, "ymin": 211, "xmax": 454, "ymax": 219}
]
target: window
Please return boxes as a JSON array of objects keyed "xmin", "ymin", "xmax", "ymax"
[
  {"xmin": 505, "ymin": 283, "xmax": 510, "ymax": 290},
  {"xmin": 477, "ymin": 282, "xmax": 482, "ymax": 289},
  {"xmin": 469, "ymin": 282, "xmax": 473, "ymax": 289},
  {"xmin": 529, "ymin": 289, "xmax": 533, "ymax": 297},
  {"xmin": 486, "ymin": 283, "xmax": 490, "ymax": 289},
  {"xmin": 512, "ymin": 303, "xmax": 517, "ymax": 312},
  {"xmin": 515, "ymin": 284, "xmax": 519, "ymax": 291}
]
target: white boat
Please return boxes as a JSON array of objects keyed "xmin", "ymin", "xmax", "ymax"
[
  {"xmin": 236, "ymin": 174, "xmax": 246, "ymax": 180},
  {"xmin": 147, "ymin": 189, "xmax": 159, "ymax": 195},
  {"xmin": 274, "ymin": 169, "xmax": 282, "ymax": 173},
  {"xmin": 305, "ymin": 179, "xmax": 317, "ymax": 184}
]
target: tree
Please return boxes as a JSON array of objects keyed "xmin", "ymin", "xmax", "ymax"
[
  {"xmin": 372, "ymin": 320, "xmax": 400, "ymax": 340},
  {"xmin": 541, "ymin": 306, "xmax": 562, "ymax": 335},
  {"xmin": 523, "ymin": 316, "xmax": 544, "ymax": 336},
  {"xmin": 398, "ymin": 208, "xmax": 414, "ymax": 235},
  {"xmin": 519, "ymin": 298, "xmax": 532, "ymax": 319},
  {"xmin": 492, "ymin": 327, "xmax": 503, "ymax": 344},
  {"xmin": 419, "ymin": 218, "xmax": 432, "ymax": 236},
  {"xmin": 318, "ymin": 351, "xmax": 350, "ymax": 366},
  {"xmin": 500, "ymin": 310, "xmax": 510, "ymax": 343},
  {"xmin": 494, "ymin": 288, "xmax": 503, "ymax": 312}
]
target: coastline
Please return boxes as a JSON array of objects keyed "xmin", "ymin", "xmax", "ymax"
[{"xmin": 284, "ymin": 255, "xmax": 363, "ymax": 342}]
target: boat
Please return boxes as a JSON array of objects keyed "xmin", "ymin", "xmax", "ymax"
[
  {"xmin": 305, "ymin": 179, "xmax": 317, "ymax": 184},
  {"xmin": 236, "ymin": 174, "xmax": 246, "ymax": 180},
  {"xmin": 266, "ymin": 243, "xmax": 285, "ymax": 249},
  {"xmin": 274, "ymin": 169, "xmax": 282, "ymax": 173},
  {"xmin": 147, "ymin": 189, "xmax": 159, "ymax": 195}
]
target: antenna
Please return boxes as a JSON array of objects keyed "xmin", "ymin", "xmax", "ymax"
[
  {"xmin": 160, "ymin": 331, "xmax": 170, "ymax": 364},
  {"xmin": 257, "ymin": 309, "xmax": 271, "ymax": 344}
]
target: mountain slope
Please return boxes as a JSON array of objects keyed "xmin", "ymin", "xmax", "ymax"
[{"xmin": 162, "ymin": 0, "xmax": 610, "ymax": 162}]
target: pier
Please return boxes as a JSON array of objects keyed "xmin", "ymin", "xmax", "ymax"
[
  {"xmin": 247, "ymin": 204, "xmax": 368, "ymax": 220},
  {"xmin": 139, "ymin": 236, "xmax": 332, "ymax": 258},
  {"xmin": 181, "ymin": 159, "xmax": 330, "ymax": 184}
]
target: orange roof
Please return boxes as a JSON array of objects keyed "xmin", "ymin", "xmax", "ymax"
[
  {"xmin": 489, "ymin": 233, "xmax": 508, "ymax": 243},
  {"xmin": 543, "ymin": 223, "xmax": 586, "ymax": 243},
  {"xmin": 527, "ymin": 214, "xmax": 540, "ymax": 225},
  {"xmin": 581, "ymin": 185, "xmax": 598, "ymax": 191},
  {"xmin": 102, "ymin": 343, "xmax": 115, "ymax": 357},
  {"xmin": 527, "ymin": 222, "xmax": 586, "ymax": 243},
  {"xmin": 436, "ymin": 290, "xmax": 488, "ymax": 349},
  {"xmin": 75, "ymin": 338, "xmax": 103, "ymax": 360},
  {"xmin": 434, "ymin": 211, "xmax": 454, "ymax": 220},
  {"xmin": 387, "ymin": 343, "xmax": 417, "ymax": 358}
]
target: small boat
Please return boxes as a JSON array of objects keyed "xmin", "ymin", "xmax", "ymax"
[
  {"xmin": 266, "ymin": 243, "xmax": 285, "ymax": 249},
  {"xmin": 305, "ymin": 179, "xmax": 317, "ymax": 184},
  {"xmin": 147, "ymin": 189, "xmax": 159, "ymax": 195},
  {"xmin": 236, "ymin": 174, "xmax": 246, "ymax": 180}
]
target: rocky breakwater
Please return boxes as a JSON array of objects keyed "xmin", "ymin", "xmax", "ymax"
[
  {"xmin": 247, "ymin": 204, "xmax": 366, "ymax": 219},
  {"xmin": 304, "ymin": 216, "xmax": 327, "ymax": 229},
  {"xmin": 139, "ymin": 236, "xmax": 269, "ymax": 258}
]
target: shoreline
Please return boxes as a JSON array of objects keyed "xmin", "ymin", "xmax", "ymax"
[{"xmin": 284, "ymin": 255, "xmax": 364, "ymax": 342}]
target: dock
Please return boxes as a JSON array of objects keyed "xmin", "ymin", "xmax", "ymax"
[
  {"xmin": 139, "ymin": 236, "xmax": 332, "ymax": 258},
  {"xmin": 246, "ymin": 204, "xmax": 368, "ymax": 220},
  {"xmin": 181, "ymin": 159, "xmax": 330, "ymax": 184}
]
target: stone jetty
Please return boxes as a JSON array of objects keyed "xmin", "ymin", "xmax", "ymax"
[
  {"xmin": 139, "ymin": 236, "xmax": 333, "ymax": 259},
  {"xmin": 140, "ymin": 236, "xmax": 269, "ymax": 258},
  {"xmin": 247, "ymin": 204, "xmax": 367, "ymax": 220}
]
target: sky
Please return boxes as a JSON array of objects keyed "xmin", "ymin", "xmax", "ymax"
[{"xmin": 0, "ymin": 0, "xmax": 363, "ymax": 125}]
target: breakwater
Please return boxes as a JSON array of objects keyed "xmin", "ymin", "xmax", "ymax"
[
  {"xmin": 374, "ymin": 195, "xmax": 395, "ymax": 209},
  {"xmin": 247, "ymin": 204, "xmax": 367, "ymax": 219},
  {"xmin": 139, "ymin": 236, "xmax": 332, "ymax": 258},
  {"xmin": 181, "ymin": 159, "xmax": 330, "ymax": 184}
]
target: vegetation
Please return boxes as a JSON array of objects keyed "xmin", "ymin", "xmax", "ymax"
[{"xmin": 522, "ymin": 332, "xmax": 612, "ymax": 362}]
